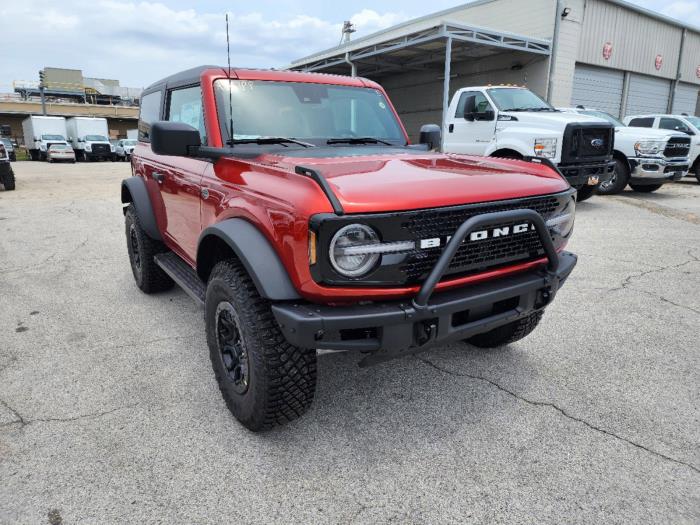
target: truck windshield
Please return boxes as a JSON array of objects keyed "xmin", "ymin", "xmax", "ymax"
[
  {"xmin": 42, "ymin": 134, "xmax": 65, "ymax": 141},
  {"xmin": 580, "ymin": 110, "xmax": 624, "ymax": 127},
  {"xmin": 214, "ymin": 80, "xmax": 406, "ymax": 147},
  {"xmin": 85, "ymin": 135, "xmax": 108, "ymax": 141},
  {"xmin": 686, "ymin": 116, "xmax": 700, "ymax": 129},
  {"xmin": 487, "ymin": 88, "xmax": 555, "ymax": 112}
]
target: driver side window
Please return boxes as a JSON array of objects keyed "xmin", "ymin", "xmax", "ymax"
[
  {"xmin": 659, "ymin": 117, "xmax": 690, "ymax": 134},
  {"xmin": 455, "ymin": 92, "xmax": 492, "ymax": 118}
]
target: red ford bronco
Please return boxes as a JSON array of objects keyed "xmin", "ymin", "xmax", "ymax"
[{"xmin": 122, "ymin": 66, "xmax": 577, "ymax": 431}]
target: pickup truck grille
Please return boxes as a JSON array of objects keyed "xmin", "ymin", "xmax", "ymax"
[
  {"xmin": 561, "ymin": 123, "xmax": 614, "ymax": 163},
  {"xmin": 399, "ymin": 196, "xmax": 559, "ymax": 282},
  {"xmin": 663, "ymin": 136, "xmax": 691, "ymax": 158},
  {"xmin": 91, "ymin": 144, "xmax": 110, "ymax": 154}
]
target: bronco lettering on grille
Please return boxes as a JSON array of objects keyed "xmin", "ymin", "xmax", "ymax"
[{"xmin": 419, "ymin": 222, "xmax": 532, "ymax": 249}]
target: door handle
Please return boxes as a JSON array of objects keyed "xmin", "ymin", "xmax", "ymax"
[
  {"xmin": 448, "ymin": 124, "xmax": 454, "ymax": 133},
  {"xmin": 152, "ymin": 172, "xmax": 164, "ymax": 183}
]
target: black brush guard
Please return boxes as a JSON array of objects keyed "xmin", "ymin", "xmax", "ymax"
[{"xmin": 272, "ymin": 209, "xmax": 577, "ymax": 366}]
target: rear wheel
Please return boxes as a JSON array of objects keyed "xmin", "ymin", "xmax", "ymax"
[
  {"xmin": 206, "ymin": 260, "xmax": 316, "ymax": 431},
  {"xmin": 124, "ymin": 204, "xmax": 173, "ymax": 293},
  {"xmin": 597, "ymin": 158, "xmax": 629, "ymax": 195},
  {"xmin": 576, "ymin": 185, "xmax": 595, "ymax": 202},
  {"xmin": 629, "ymin": 184, "xmax": 662, "ymax": 193},
  {"xmin": 465, "ymin": 311, "xmax": 544, "ymax": 348}
]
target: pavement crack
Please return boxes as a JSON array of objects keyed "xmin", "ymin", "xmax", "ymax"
[
  {"xmin": 0, "ymin": 401, "xmax": 136, "ymax": 429},
  {"xmin": 608, "ymin": 250, "xmax": 700, "ymax": 294},
  {"xmin": 610, "ymin": 195, "xmax": 700, "ymax": 225},
  {"xmin": 417, "ymin": 357, "xmax": 700, "ymax": 475}
]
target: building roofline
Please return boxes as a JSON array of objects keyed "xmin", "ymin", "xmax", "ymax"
[{"xmin": 606, "ymin": 0, "xmax": 700, "ymax": 33}]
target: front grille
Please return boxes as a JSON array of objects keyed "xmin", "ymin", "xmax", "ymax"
[
  {"xmin": 91, "ymin": 144, "xmax": 110, "ymax": 154},
  {"xmin": 663, "ymin": 136, "xmax": 690, "ymax": 158},
  {"xmin": 664, "ymin": 164, "xmax": 688, "ymax": 173},
  {"xmin": 399, "ymin": 196, "xmax": 559, "ymax": 282},
  {"xmin": 561, "ymin": 123, "xmax": 613, "ymax": 163}
]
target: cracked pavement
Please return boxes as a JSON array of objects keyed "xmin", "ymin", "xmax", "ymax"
[{"xmin": 1, "ymin": 164, "xmax": 699, "ymax": 524}]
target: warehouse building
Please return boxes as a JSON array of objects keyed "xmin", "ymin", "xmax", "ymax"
[{"xmin": 289, "ymin": 0, "xmax": 700, "ymax": 140}]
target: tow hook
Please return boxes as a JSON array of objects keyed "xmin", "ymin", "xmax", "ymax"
[{"xmin": 415, "ymin": 319, "xmax": 439, "ymax": 346}]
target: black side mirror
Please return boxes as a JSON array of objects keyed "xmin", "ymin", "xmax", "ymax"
[
  {"xmin": 419, "ymin": 124, "xmax": 441, "ymax": 150},
  {"xmin": 150, "ymin": 121, "xmax": 201, "ymax": 156},
  {"xmin": 475, "ymin": 110, "xmax": 495, "ymax": 121}
]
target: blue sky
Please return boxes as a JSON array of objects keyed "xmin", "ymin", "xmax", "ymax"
[{"xmin": 1, "ymin": 0, "xmax": 698, "ymax": 91}]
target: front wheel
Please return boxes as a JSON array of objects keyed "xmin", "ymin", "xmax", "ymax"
[
  {"xmin": 465, "ymin": 311, "xmax": 543, "ymax": 348},
  {"xmin": 597, "ymin": 158, "xmax": 629, "ymax": 195},
  {"xmin": 629, "ymin": 184, "xmax": 662, "ymax": 193},
  {"xmin": 206, "ymin": 260, "xmax": 316, "ymax": 431},
  {"xmin": 1, "ymin": 165, "xmax": 15, "ymax": 191},
  {"xmin": 694, "ymin": 164, "xmax": 699, "ymax": 184},
  {"xmin": 576, "ymin": 185, "xmax": 595, "ymax": 202}
]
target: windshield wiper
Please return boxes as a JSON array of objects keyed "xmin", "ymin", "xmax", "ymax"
[
  {"xmin": 227, "ymin": 137, "xmax": 314, "ymax": 148},
  {"xmin": 326, "ymin": 137, "xmax": 393, "ymax": 146}
]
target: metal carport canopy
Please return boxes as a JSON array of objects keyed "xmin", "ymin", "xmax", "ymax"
[{"xmin": 289, "ymin": 21, "xmax": 551, "ymax": 132}]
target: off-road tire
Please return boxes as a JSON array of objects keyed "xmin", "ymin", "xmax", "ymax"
[
  {"xmin": 466, "ymin": 310, "xmax": 544, "ymax": 348},
  {"xmin": 206, "ymin": 260, "xmax": 316, "ymax": 431},
  {"xmin": 629, "ymin": 184, "xmax": 662, "ymax": 193},
  {"xmin": 124, "ymin": 204, "xmax": 173, "ymax": 293},
  {"xmin": 597, "ymin": 158, "xmax": 629, "ymax": 195},
  {"xmin": 1, "ymin": 166, "xmax": 16, "ymax": 191},
  {"xmin": 576, "ymin": 185, "xmax": 595, "ymax": 202},
  {"xmin": 693, "ymin": 164, "xmax": 699, "ymax": 184}
]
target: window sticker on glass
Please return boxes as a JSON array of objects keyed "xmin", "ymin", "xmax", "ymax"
[{"xmin": 378, "ymin": 101, "xmax": 386, "ymax": 109}]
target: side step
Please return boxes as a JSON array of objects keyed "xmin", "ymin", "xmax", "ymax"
[{"xmin": 154, "ymin": 252, "xmax": 206, "ymax": 307}]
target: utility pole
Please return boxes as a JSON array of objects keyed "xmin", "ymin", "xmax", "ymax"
[{"xmin": 38, "ymin": 69, "xmax": 47, "ymax": 115}]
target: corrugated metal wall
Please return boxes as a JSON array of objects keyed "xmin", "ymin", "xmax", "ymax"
[
  {"xmin": 679, "ymin": 31, "xmax": 700, "ymax": 84},
  {"xmin": 578, "ymin": 0, "xmax": 682, "ymax": 80},
  {"xmin": 625, "ymin": 74, "xmax": 671, "ymax": 116},
  {"xmin": 672, "ymin": 82, "xmax": 700, "ymax": 115},
  {"xmin": 571, "ymin": 64, "xmax": 624, "ymax": 116}
]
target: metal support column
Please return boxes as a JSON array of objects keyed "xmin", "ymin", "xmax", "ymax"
[
  {"xmin": 441, "ymin": 36, "xmax": 453, "ymax": 151},
  {"xmin": 668, "ymin": 28, "xmax": 687, "ymax": 113},
  {"xmin": 620, "ymin": 71, "xmax": 631, "ymax": 118}
]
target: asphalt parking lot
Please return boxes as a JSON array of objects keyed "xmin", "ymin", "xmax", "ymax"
[{"xmin": 1, "ymin": 161, "xmax": 699, "ymax": 524}]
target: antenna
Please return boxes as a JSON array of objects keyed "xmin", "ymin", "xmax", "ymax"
[{"xmin": 225, "ymin": 13, "xmax": 234, "ymax": 146}]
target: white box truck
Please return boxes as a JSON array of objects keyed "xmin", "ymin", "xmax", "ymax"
[
  {"xmin": 126, "ymin": 129, "xmax": 138, "ymax": 140},
  {"xmin": 22, "ymin": 116, "xmax": 69, "ymax": 161},
  {"xmin": 66, "ymin": 117, "xmax": 114, "ymax": 161}
]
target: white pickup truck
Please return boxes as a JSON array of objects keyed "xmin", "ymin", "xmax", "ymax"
[
  {"xmin": 622, "ymin": 114, "xmax": 700, "ymax": 185},
  {"xmin": 442, "ymin": 86, "xmax": 614, "ymax": 201},
  {"xmin": 561, "ymin": 108, "xmax": 690, "ymax": 194}
]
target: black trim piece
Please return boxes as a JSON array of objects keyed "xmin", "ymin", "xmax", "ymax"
[
  {"xmin": 523, "ymin": 156, "xmax": 568, "ymax": 183},
  {"xmin": 197, "ymin": 219, "xmax": 301, "ymax": 301},
  {"xmin": 295, "ymin": 165, "xmax": 344, "ymax": 216},
  {"xmin": 120, "ymin": 177, "xmax": 162, "ymax": 241},
  {"xmin": 154, "ymin": 252, "xmax": 205, "ymax": 307}
]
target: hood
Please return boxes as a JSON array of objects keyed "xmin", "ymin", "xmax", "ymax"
[
  {"xmin": 615, "ymin": 126, "xmax": 683, "ymax": 140},
  {"xmin": 267, "ymin": 150, "xmax": 569, "ymax": 214},
  {"xmin": 500, "ymin": 111, "xmax": 608, "ymax": 134}
]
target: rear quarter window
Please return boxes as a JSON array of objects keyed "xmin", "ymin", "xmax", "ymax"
[{"xmin": 138, "ymin": 90, "xmax": 163, "ymax": 142}]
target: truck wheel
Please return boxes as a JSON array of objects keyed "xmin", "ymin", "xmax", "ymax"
[
  {"xmin": 206, "ymin": 260, "xmax": 316, "ymax": 431},
  {"xmin": 694, "ymin": 164, "xmax": 700, "ymax": 184},
  {"xmin": 465, "ymin": 311, "xmax": 543, "ymax": 348},
  {"xmin": 597, "ymin": 158, "xmax": 629, "ymax": 195},
  {"xmin": 1, "ymin": 166, "xmax": 16, "ymax": 191},
  {"xmin": 576, "ymin": 185, "xmax": 595, "ymax": 202},
  {"xmin": 629, "ymin": 184, "xmax": 662, "ymax": 193},
  {"xmin": 124, "ymin": 204, "xmax": 174, "ymax": 293}
]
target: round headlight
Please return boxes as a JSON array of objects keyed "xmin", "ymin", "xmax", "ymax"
[
  {"xmin": 546, "ymin": 196, "xmax": 576, "ymax": 238},
  {"xmin": 329, "ymin": 224, "xmax": 380, "ymax": 277}
]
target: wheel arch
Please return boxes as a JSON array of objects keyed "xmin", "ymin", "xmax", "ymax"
[
  {"xmin": 489, "ymin": 148, "xmax": 524, "ymax": 159},
  {"xmin": 121, "ymin": 177, "xmax": 162, "ymax": 241},
  {"xmin": 197, "ymin": 219, "xmax": 301, "ymax": 301}
]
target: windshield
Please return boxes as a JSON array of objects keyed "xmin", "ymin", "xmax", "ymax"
[
  {"xmin": 85, "ymin": 135, "xmax": 108, "ymax": 142},
  {"xmin": 50, "ymin": 144, "xmax": 70, "ymax": 150},
  {"xmin": 42, "ymin": 134, "xmax": 65, "ymax": 141},
  {"xmin": 487, "ymin": 88, "xmax": 554, "ymax": 112},
  {"xmin": 0, "ymin": 138, "xmax": 11, "ymax": 148},
  {"xmin": 685, "ymin": 116, "xmax": 700, "ymax": 129},
  {"xmin": 214, "ymin": 80, "xmax": 406, "ymax": 146},
  {"xmin": 123, "ymin": 139, "xmax": 137, "ymax": 146},
  {"xmin": 580, "ymin": 110, "xmax": 624, "ymax": 127}
]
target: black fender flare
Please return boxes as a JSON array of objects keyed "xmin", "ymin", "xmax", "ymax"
[
  {"xmin": 197, "ymin": 219, "xmax": 301, "ymax": 301},
  {"xmin": 121, "ymin": 177, "xmax": 162, "ymax": 241}
]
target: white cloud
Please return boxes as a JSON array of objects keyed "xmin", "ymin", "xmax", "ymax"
[
  {"xmin": 662, "ymin": 1, "xmax": 700, "ymax": 26},
  {"xmin": 0, "ymin": 1, "xmax": 407, "ymax": 91}
]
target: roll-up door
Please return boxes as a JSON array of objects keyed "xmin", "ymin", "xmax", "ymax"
[
  {"xmin": 671, "ymin": 82, "xmax": 699, "ymax": 116},
  {"xmin": 624, "ymin": 74, "xmax": 671, "ymax": 117},
  {"xmin": 572, "ymin": 64, "xmax": 624, "ymax": 117}
]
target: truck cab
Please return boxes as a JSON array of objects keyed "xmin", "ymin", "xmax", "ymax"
[
  {"xmin": 22, "ymin": 116, "xmax": 69, "ymax": 161},
  {"xmin": 443, "ymin": 86, "xmax": 615, "ymax": 200},
  {"xmin": 122, "ymin": 66, "xmax": 577, "ymax": 431},
  {"xmin": 66, "ymin": 117, "xmax": 115, "ymax": 162}
]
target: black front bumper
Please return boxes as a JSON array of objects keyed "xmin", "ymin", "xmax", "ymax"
[
  {"xmin": 558, "ymin": 160, "xmax": 615, "ymax": 188},
  {"xmin": 272, "ymin": 208, "xmax": 577, "ymax": 366}
]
